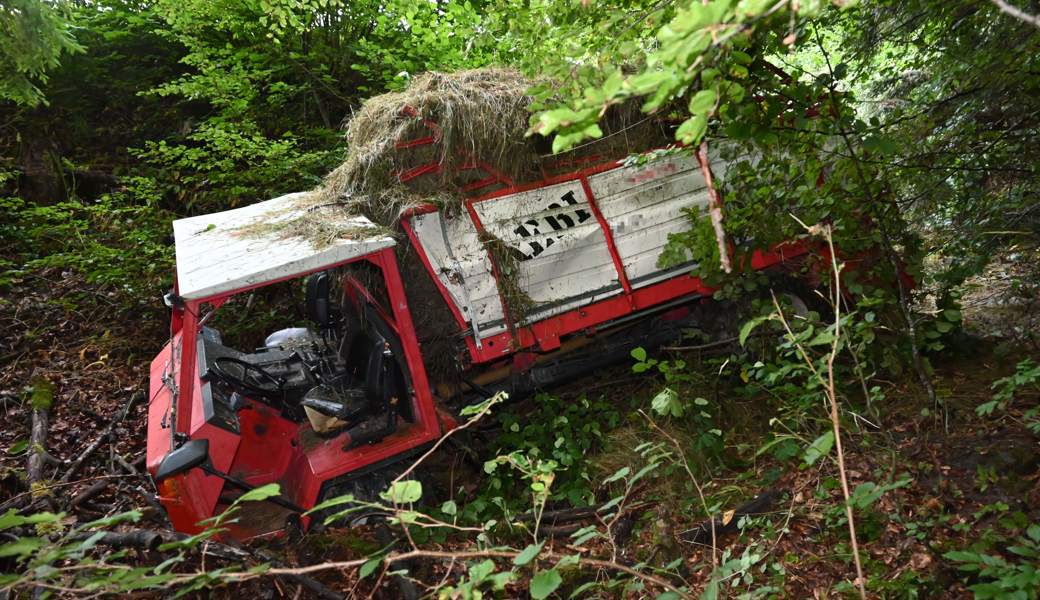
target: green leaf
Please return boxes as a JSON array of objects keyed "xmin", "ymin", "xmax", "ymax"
[
  {"xmin": 360, "ymin": 556, "xmax": 383, "ymax": 578},
  {"xmin": 530, "ymin": 568, "xmax": 562, "ymax": 599},
  {"xmin": 515, "ymin": 541, "xmax": 544, "ymax": 566},
  {"xmin": 469, "ymin": 559, "xmax": 495, "ymax": 582},
  {"xmin": 651, "ymin": 387, "xmax": 684, "ymax": 418},
  {"xmin": 235, "ymin": 483, "xmax": 281, "ymax": 504},
  {"xmin": 676, "ymin": 114, "xmax": 707, "ymax": 144},
  {"xmin": 6, "ymin": 439, "xmax": 28, "ymax": 455},
  {"xmin": 305, "ymin": 494, "xmax": 356, "ymax": 515},
  {"xmin": 687, "ymin": 89, "xmax": 717, "ymax": 115},
  {"xmin": 381, "ymin": 480, "xmax": 422, "ymax": 504},
  {"xmin": 441, "ymin": 500, "xmax": 457, "ymax": 516},
  {"xmin": 0, "ymin": 537, "xmax": 44, "ymax": 558},
  {"xmin": 976, "ymin": 400, "xmax": 998, "ymax": 416},
  {"xmin": 803, "ymin": 431, "xmax": 835, "ymax": 466},
  {"xmin": 0, "ymin": 510, "xmax": 62, "ymax": 532},
  {"xmin": 631, "ymin": 347, "xmax": 647, "ymax": 362},
  {"xmin": 739, "ymin": 315, "xmax": 771, "ymax": 347},
  {"xmin": 603, "ymin": 466, "xmax": 630, "ymax": 484}
]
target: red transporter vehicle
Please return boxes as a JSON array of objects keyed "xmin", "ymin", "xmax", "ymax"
[{"xmin": 146, "ymin": 149, "xmax": 812, "ymax": 538}]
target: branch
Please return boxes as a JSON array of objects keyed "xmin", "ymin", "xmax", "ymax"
[
  {"xmin": 696, "ymin": 141, "xmax": 732, "ymax": 274},
  {"xmin": 223, "ymin": 548, "xmax": 692, "ymax": 599},
  {"xmin": 991, "ymin": 0, "xmax": 1040, "ymax": 27}
]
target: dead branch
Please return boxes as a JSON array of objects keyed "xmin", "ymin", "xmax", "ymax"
[
  {"xmin": 223, "ymin": 548, "xmax": 691, "ymax": 599},
  {"xmin": 69, "ymin": 480, "xmax": 110, "ymax": 509},
  {"xmin": 516, "ymin": 500, "xmax": 652, "ymax": 526},
  {"xmin": 769, "ymin": 219, "xmax": 867, "ymax": 600},
  {"xmin": 27, "ymin": 403, "xmax": 50, "ymax": 488},
  {"xmin": 696, "ymin": 140, "xmax": 732, "ymax": 274},
  {"xmin": 60, "ymin": 391, "xmax": 142, "ymax": 484},
  {"xmin": 680, "ymin": 489, "xmax": 780, "ymax": 544}
]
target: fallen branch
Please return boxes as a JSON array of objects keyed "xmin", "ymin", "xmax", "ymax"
[
  {"xmin": 516, "ymin": 500, "xmax": 652, "ymax": 526},
  {"xmin": 680, "ymin": 488, "xmax": 780, "ymax": 544},
  {"xmin": 27, "ymin": 404, "xmax": 50, "ymax": 487},
  {"xmin": 27, "ymin": 375, "xmax": 55, "ymax": 500},
  {"xmin": 70, "ymin": 480, "xmax": 110, "ymax": 509}
]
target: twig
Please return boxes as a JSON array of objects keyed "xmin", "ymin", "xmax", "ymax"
[
  {"xmin": 642, "ymin": 411, "xmax": 718, "ymax": 567},
  {"xmin": 223, "ymin": 549, "xmax": 691, "ymax": 599},
  {"xmin": 770, "ymin": 221, "xmax": 868, "ymax": 600},
  {"xmin": 59, "ymin": 392, "xmax": 142, "ymax": 484},
  {"xmin": 390, "ymin": 393, "xmax": 504, "ymax": 487}
]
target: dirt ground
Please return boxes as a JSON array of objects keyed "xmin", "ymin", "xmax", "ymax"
[{"xmin": 1, "ymin": 261, "xmax": 1039, "ymax": 598}]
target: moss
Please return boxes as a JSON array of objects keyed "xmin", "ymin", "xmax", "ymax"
[{"xmin": 29, "ymin": 375, "xmax": 54, "ymax": 410}]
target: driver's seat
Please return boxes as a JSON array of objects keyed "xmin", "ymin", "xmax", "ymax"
[{"xmin": 306, "ymin": 271, "xmax": 341, "ymax": 333}]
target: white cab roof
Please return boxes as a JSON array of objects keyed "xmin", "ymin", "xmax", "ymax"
[{"xmin": 173, "ymin": 192, "xmax": 395, "ymax": 300}]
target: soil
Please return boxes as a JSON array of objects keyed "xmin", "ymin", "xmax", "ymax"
[{"xmin": 1, "ymin": 265, "xmax": 1039, "ymax": 598}]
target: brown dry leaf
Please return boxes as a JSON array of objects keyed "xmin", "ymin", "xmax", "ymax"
[
  {"xmin": 910, "ymin": 552, "xmax": 933, "ymax": 570},
  {"xmin": 722, "ymin": 509, "xmax": 736, "ymax": 526}
]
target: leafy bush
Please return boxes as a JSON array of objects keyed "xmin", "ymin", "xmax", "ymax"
[
  {"xmin": 0, "ymin": 182, "xmax": 172, "ymax": 304},
  {"xmin": 479, "ymin": 394, "xmax": 621, "ymax": 511},
  {"xmin": 945, "ymin": 524, "xmax": 1040, "ymax": 600},
  {"xmin": 979, "ymin": 359, "xmax": 1040, "ymax": 435}
]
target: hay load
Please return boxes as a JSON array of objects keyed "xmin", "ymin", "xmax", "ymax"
[
  {"xmin": 316, "ymin": 67, "xmax": 673, "ymax": 226},
  {"xmin": 319, "ymin": 68, "xmax": 540, "ymax": 219},
  {"xmin": 238, "ymin": 67, "xmax": 677, "ymax": 383}
]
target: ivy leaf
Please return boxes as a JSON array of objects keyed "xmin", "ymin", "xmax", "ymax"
[{"xmin": 530, "ymin": 568, "xmax": 562, "ymax": 599}]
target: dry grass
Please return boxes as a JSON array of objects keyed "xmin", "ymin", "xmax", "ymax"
[
  {"xmin": 232, "ymin": 192, "xmax": 393, "ymax": 249},
  {"xmin": 312, "ymin": 67, "xmax": 676, "ymax": 227},
  {"xmin": 316, "ymin": 68, "xmax": 540, "ymax": 224}
]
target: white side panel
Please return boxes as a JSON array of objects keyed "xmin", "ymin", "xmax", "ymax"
[
  {"xmin": 472, "ymin": 180, "xmax": 622, "ymax": 332},
  {"xmin": 410, "ymin": 152, "xmax": 725, "ymax": 340},
  {"xmin": 588, "ymin": 154, "xmax": 713, "ymax": 286},
  {"xmin": 408, "ymin": 211, "xmax": 504, "ymax": 332}
]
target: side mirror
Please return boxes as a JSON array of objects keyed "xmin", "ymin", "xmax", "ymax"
[
  {"xmin": 306, "ymin": 272, "xmax": 332, "ymax": 329},
  {"xmin": 155, "ymin": 439, "xmax": 210, "ymax": 481}
]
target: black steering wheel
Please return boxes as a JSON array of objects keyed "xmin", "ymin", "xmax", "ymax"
[{"xmin": 211, "ymin": 356, "xmax": 284, "ymax": 399}]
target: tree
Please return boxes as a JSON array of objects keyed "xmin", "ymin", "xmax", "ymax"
[{"xmin": 0, "ymin": 0, "xmax": 82, "ymax": 106}]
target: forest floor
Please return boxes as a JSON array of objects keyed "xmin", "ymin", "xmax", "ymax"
[{"xmin": 1, "ymin": 254, "xmax": 1039, "ymax": 598}]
